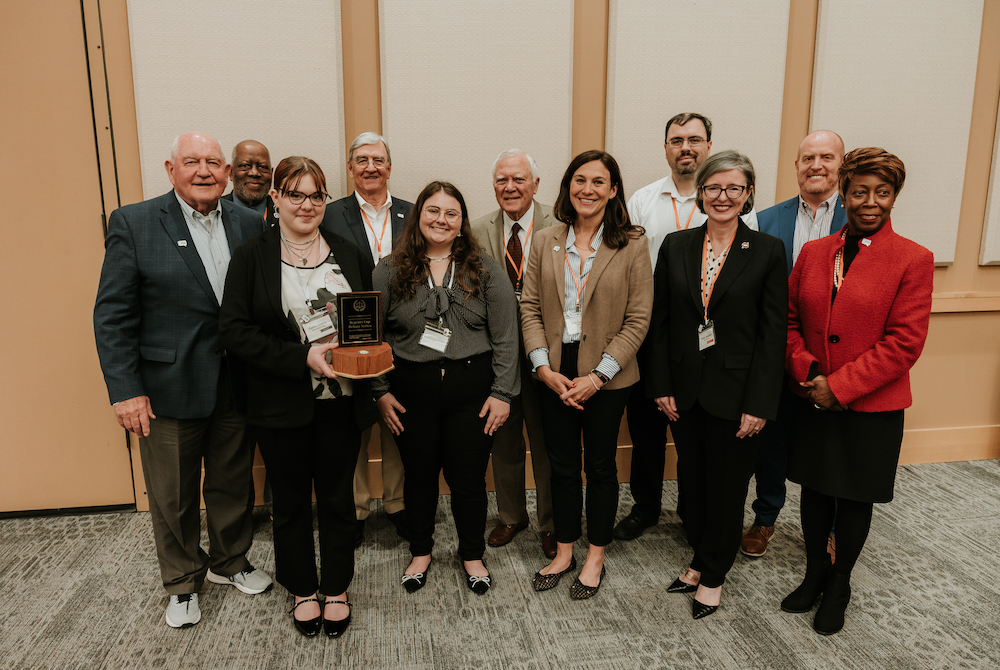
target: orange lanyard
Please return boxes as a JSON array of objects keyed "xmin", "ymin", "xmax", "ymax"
[
  {"xmin": 565, "ymin": 242, "xmax": 596, "ymax": 311},
  {"xmin": 360, "ymin": 206, "xmax": 389, "ymax": 257},
  {"xmin": 502, "ymin": 215, "xmax": 534, "ymax": 284},
  {"xmin": 671, "ymin": 195, "xmax": 696, "ymax": 231},
  {"xmin": 701, "ymin": 229, "xmax": 737, "ymax": 321}
]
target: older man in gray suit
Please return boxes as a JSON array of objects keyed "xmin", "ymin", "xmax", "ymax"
[
  {"xmin": 472, "ymin": 149, "xmax": 556, "ymax": 558},
  {"xmin": 94, "ymin": 132, "xmax": 272, "ymax": 629}
]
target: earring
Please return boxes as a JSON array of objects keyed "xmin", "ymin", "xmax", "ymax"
[
  {"xmin": 457, "ymin": 232, "xmax": 464, "ymax": 237},
  {"xmin": 274, "ymin": 207, "xmax": 279, "ymax": 217}
]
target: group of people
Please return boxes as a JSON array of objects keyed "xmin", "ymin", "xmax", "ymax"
[{"xmin": 93, "ymin": 113, "xmax": 933, "ymax": 640}]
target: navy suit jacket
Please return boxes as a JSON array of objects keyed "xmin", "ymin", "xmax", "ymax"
[
  {"xmin": 757, "ymin": 195, "xmax": 846, "ymax": 276},
  {"xmin": 222, "ymin": 191, "xmax": 276, "ymax": 228},
  {"xmin": 321, "ymin": 193, "xmax": 412, "ymax": 263},
  {"xmin": 94, "ymin": 191, "xmax": 264, "ymax": 419}
]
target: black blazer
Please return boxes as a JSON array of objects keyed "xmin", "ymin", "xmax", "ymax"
[
  {"xmin": 646, "ymin": 222, "xmax": 787, "ymax": 422},
  {"xmin": 219, "ymin": 224, "xmax": 377, "ymax": 430},
  {"xmin": 222, "ymin": 191, "xmax": 275, "ymax": 229},
  {"xmin": 321, "ymin": 193, "xmax": 412, "ymax": 263}
]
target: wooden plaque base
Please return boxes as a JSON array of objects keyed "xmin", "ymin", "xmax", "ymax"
[{"xmin": 330, "ymin": 343, "xmax": 394, "ymax": 379}]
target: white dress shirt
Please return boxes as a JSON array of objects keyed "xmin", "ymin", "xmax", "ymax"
[
  {"xmin": 175, "ymin": 192, "xmax": 230, "ymax": 304},
  {"xmin": 354, "ymin": 190, "xmax": 395, "ymax": 263}
]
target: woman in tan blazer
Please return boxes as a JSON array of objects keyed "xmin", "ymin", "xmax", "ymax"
[{"xmin": 520, "ymin": 150, "xmax": 653, "ymax": 599}]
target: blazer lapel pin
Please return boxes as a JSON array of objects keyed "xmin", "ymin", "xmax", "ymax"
[
  {"xmin": 177, "ymin": 240, "xmax": 188, "ymax": 247},
  {"xmin": 397, "ymin": 212, "xmax": 404, "ymax": 218},
  {"xmin": 741, "ymin": 241, "xmax": 749, "ymax": 249},
  {"xmin": 862, "ymin": 238, "xmax": 872, "ymax": 247},
  {"xmin": 553, "ymin": 246, "xmax": 560, "ymax": 251}
]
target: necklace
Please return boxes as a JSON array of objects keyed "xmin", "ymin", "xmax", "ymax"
[
  {"xmin": 425, "ymin": 253, "xmax": 452, "ymax": 263},
  {"xmin": 281, "ymin": 230, "xmax": 321, "ymax": 266}
]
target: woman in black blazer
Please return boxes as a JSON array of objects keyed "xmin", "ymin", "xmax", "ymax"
[
  {"xmin": 220, "ymin": 157, "xmax": 376, "ymax": 639},
  {"xmin": 647, "ymin": 150, "xmax": 787, "ymax": 619}
]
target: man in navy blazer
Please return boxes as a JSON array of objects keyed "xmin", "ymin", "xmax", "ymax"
[
  {"xmin": 741, "ymin": 130, "xmax": 846, "ymax": 559},
  {"xmin": 222, "ymin": 139, "xmax": 276, "ymax": 225},
  {"xmin": 94, "ymin": 132, "xmax": 272, "ymax": 629},
  {"xmin": 321, "ymin": 132, "xmax": 412, "ymax": 545}
]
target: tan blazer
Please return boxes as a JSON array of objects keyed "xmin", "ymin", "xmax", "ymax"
[
  {"xmin": 471, "ymin": 200, "xmax": 556, "ymax": 270},
  {"xmin": 520, "ymin": 223, "xmax": 653, "ymax": 390}
]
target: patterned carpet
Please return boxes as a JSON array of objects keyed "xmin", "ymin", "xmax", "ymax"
[{"xmin": 1, "ymin": 460, "xmax": 998, "ymax": 669}]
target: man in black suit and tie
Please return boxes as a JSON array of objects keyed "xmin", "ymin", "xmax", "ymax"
[
  {"xmin": 94, "ymin": 132, "xmax": 273, "ymax": 629},
  {"xmin": 222, "ymin": 139, "xmax": 275, "ymax": 224},
  {"xmin": 322, "ymin": 131, "xmax": 412, "ymax": 545}
]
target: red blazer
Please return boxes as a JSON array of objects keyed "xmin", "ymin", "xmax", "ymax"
[{"xmin": 786, "ymin": 220, "xmax": 933, "ymax": 412}]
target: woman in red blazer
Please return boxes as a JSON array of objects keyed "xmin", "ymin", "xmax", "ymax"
[{"xmin": 782, "ymin": 148, "xmax": 933, "ymax": 635}]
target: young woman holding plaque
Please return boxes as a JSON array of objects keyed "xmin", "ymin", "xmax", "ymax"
[
  {"xmin": 220, "ymin": 156, "xmax": 377, "ymax": 639},
  {"xmin": 373, "ymin": 181, "xmax": 519, "ymax": 596}
]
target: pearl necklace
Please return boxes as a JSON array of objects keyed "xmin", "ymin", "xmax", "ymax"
[{"xmin": 425, "ymin": 253, "xmax": 453, "ymax": 263}]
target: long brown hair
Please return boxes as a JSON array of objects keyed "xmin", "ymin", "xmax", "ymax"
[
  {"xmin": 389, "ymin": 181, "xmax": 485, "ymax": 300},
  {"xmin": 553, "ymin": 150, "xmax": 643, "ymax": 249}
]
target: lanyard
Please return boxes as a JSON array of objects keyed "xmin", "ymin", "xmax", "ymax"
[
  {"xmin": 671, "ymin": 195, "xmax": 696, "ymax": 231},
  {"xmin": 700, "ymin": 229, "xmax": 737, "ymax": 322},
  {"xmin": 565, "ymin": 241, "xmax": 597, "ymax": 312},
  {"xmin": 427, "ymin": 261, "xmax": 456, "ymax": 290},
  {"xmin": 360, "ymin": 206, "xmax": 390, "ymax": 258},
  {"xmin": 502, "ymin": 215, "xmax": 534, "ymax": 284}
]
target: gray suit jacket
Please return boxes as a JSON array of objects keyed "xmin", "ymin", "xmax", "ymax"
[
  {"xmin": 322, "ymin": 193, "xmax": 412, "ymax": 263},
  {"xmin": 471, "ymin": 200, "xmax": 556, "ymax": 282},
  {"xmin": 94, "ymin": 191, "xmax": 264, "ymax": 419}
]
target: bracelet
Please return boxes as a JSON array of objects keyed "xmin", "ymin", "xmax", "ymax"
[
  {"xmin": 588, "ymin": 373, "xmax": 601, "ymax": 391},
  {"xmin": 591, "ymin": 369, "xmax": 610, "ymax": 385}
]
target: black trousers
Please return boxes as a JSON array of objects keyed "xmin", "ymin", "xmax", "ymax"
[
  {"xmin": 670, "ymin": 400, "xmax": 760, "ymax": 587},
  {"xmin": 254, "ymin": 397, "xmax": 361, "ymax": 597},
  {"xmin": 539, "ymin": 343, "xmax": 632, "ymax": 548},
  {"xmin": 390, "ymin": 354, "xmax": 495, "ymax": 561},
  {"xmin": 625, "ymin": 381, "xmax": 672, "ymax": 521}
]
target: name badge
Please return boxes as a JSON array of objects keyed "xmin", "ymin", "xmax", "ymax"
[
  {"xmin": 419, "ymin": 322, "xmax": 452, "ymax": 353},
  {"xmin": 564, "ymin": 310, "xmax": 583, "ymax": 338},
  {"xmin": 301, "ymin": 308, "xmax": 337, "ymax": 344},
  {"xmin": 698, "ymin": 319, "xmax": 716, "ymax": 351}
]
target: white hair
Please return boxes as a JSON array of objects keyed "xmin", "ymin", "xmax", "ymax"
[
  {"xmin": 491, "ymin": 149, "xmax": 538, "ymax": 182},
  {"xmin": 169, "ymin": 132, "xmax": 223, "ymax": 163},
  {"xmin": 348, "ymin": 132, "xmax": 391, "ymax": 164}
]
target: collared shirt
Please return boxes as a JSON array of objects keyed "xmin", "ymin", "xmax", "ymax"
[
  {"xmin": 235, "ymin": 193, "xmax": 268, "ymax": 218},
  {"xmin": 502, "ymin": 200, "xmax": 535, "ymax": 264},
  {"xmin": 175, "ymin": 192, "xmax": 230, "ymax": 304},
  {"xmin": 793, "ymin": 192, "xmax": 839, "ymax": 264},
  {"xmin": 628, "ymin": 173, "xmax": 759, "ymax": 267},
  {"xmin": 527, "ymin": 224, "xmax": 622, "ymax": 382},
  {"xmin": 354, "ymin": 190, "xmax": 394, "ymax": 263}
]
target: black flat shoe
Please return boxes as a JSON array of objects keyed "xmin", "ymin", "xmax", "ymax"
[
  {"xmin": 465, "ymin": 571, "xmax": 492, "ymax": 595},
  {"xmin": 692, "ymin": 599, "xmax": 719, "ymax": 620},
  {"xmin": 322, "ymin": 598, "xmax": 352, "ymax": 638},
  {"xmin": 532, "ymin": 556, "xmax": 577, "ymax": 592},
  {"xmin": 569, "ymin": 565, "xmax": 606, "ymax": 600},
  {"xmin": 401, "ymin": 563, "xmax": 430, "ymax": 593},
  {"xmin": 289, "ymin": 598, "xmax": 321, "ymax": 637}
]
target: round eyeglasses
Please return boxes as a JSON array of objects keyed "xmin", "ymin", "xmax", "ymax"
[{"xmin": 701, "ymin": 185, "xmax": 748, "ymax": 199}]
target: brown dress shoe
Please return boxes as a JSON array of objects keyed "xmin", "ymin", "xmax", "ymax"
[
  {"xmin": 488, "ymin": 522, "xmax": 528, "ymax": 547},
  {"xmin": 739, "ymin": 524, "xmax": 775, "ymax": 557},
  {"xmin": 540, "ymin": 531, "xmax": 557, "ymax": 559}
]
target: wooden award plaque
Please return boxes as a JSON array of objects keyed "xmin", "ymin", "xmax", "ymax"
[
  {"xmin": 330, "ymin": 291, "xmax": 394, "ymax": 379},
  {"xmin": 330, "ymin": 343, "xmax": 394, "ymax": 379}
]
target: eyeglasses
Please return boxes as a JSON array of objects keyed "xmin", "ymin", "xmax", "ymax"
[
  {"xmin": 701, "ymin": 185, "xmax": 749, "ymax": 199},
  {"xmin": 284, "ymin": 190, "xmax": 331, "ymax": 206},
  {"xmin": 667, "ymin": 137, "xmax": 707, "ymax": 148},
  {"xmin": 353, "ymin": 156, "xmax": 388, "ymax": 168},
  {"xmin": 422, "ymin": 206, "xmax": 462, "ymax": 223}
]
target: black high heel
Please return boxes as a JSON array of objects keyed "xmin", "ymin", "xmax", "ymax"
[
  {"xmin": 692, "ymin": 599, "xmax": 719, "ymax": 619},
  {"xmin": 667, "ymin": 568, "xmax": 700, "ymax": 593},
  {"xmin": 289, "ymin": 597, "xmax": 321, "ymax": 637},
  {"xmin": 781, "ymin": 554, "xmax": 832, "ymax": 613}
]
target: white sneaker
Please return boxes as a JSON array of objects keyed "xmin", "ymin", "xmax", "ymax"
[
  {"xmin": 165, "ymin": 593, "xmax": 201, "ymax": 628},
  {"xmin": 207, "ymin": 566, "xmax": 273, "ymax": 595}
]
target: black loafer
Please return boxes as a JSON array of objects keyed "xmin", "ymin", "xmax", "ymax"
[
  {"xmin": 612, "ymin": 513, "xmax": 656, "ymax": 541},
  {"xmin": 289, "ymin": 598, "xmax": 321, "ymax": 637},
  {"xmin": 322, "ymin": 598, "xmax": 352, "ymax": 638}
]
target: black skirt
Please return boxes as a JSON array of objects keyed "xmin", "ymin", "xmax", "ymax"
[{"xmin": 787, "ymin": 395, "xmax": 904, "ymax": 503}]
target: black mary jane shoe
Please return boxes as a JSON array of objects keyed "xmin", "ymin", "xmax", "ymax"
[
  {"xmin": 569, "ymin": 565, "xmax": 606, "ymax": 600},
  {"xmin": 289, "ymin": 597, "xmax": 322, "ymax": 637},
  {"xmin": 532, "ymin": 556, "xmax": 578, "ymax": 592},
  {"xmin": 692, "ymin": 599, "xmax": 719, "ymax": 620},
  {"xmin": 401, "ymin": 563, "xmax": 430, "ymax": 593},
  {"xmin": 322, "ymin": 598, "xmax": 352, "ymax": 638}
]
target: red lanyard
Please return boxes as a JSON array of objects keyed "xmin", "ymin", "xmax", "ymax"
[
  {"xmin": 672, "ymin": 195, "xmax": 695, "ymax": 231},
  {"xmin": 360, "ymin": 206, "xmax": 389, "ymax": 257},
  {"xmin": 701, "ymin": 229, "xmax": 737, "ymax": 321},
  {"xmin": 502, "ymin": 215, "xmax": 534, "ymax": 284}
]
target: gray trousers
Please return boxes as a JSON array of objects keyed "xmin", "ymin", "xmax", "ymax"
[
  {"xmin": 138, "ymin": 368, "xmax": 255, "ymax": 595},
  {"xmin": 491, "ymin": 358, "xmax": 553, "ymax": 532}
]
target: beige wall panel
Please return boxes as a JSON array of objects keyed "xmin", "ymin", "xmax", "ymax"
[
  {"xmin": 811, "ymin": 0, "xmax": 983, "ymax": 264},
  {"xmin": 126, "ymin": 1, "xmax": 345, "ymax": 199},
  {"xmin": 981, "ymin": 103, "xmax": 1000, "ymax": 265},
  {"xmin": 378, "ymin": 0, "xmax": 574, "ymax": 219},
  {"xmin": 606, "ymin": 0, "xmax": 790, "ymax": 207}
]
